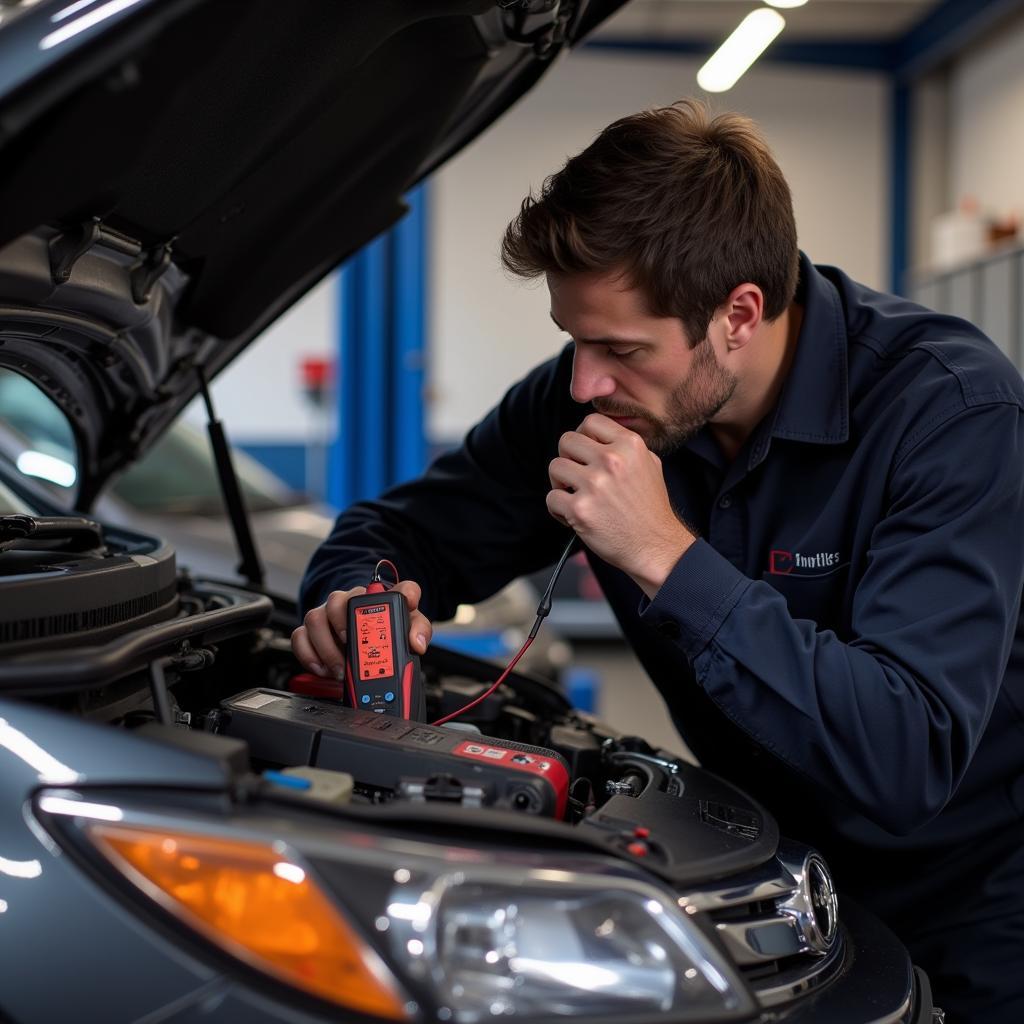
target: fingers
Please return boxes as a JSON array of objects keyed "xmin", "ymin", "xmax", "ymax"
[
  {"xmin": 548, "ymin": 455, "xmax": 587, "ymax": 492},
  {"xmin": 577, "ymin": 412, "xmax": 631, "ymax": 443},
  {"xmin": 290, "ymin": 625, "xmax": 327, "ymax": 676},
  {"xmin": 392, "ymin": 579, "xmax": 432, "ymax": 653},
  {"xmin": 547, "ymin": 413, "xmax": 656, "ymax": 537},
  {"xmin": 291, "ymin": 580, "xmax": 435, "ymax": 677},
  {"xmin": 546, "ymin": 487, "xmax": 573, "ymax": 528},
  {"xmin": 392, "ymin": 578, "xmax": 422, "ymax": 609},
  {"xmin": 559, "ymin": 414, "xmax": 642, "ymax": 465},
  {"xmin": 291, "ymin": 585, "xmax": 366, "ymax": 677},
  {"xmin": 409, "ymin": 609, "xmax": 432, "ymax": 654},
  {"xmin": 557, "ymin": 428, "xmax": 601, "ymax": 464}
]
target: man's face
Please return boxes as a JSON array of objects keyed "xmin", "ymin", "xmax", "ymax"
[{"xmin": 548, "ymin": 269, "xmax": 737, "ymax": 455}]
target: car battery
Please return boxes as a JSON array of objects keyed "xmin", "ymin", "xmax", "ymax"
[{"xmin": 219, "ymin": 689, "xmax": 570, "ymax": 819}]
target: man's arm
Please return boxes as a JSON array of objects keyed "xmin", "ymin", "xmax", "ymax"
[
  {"xmin": 547, "ymin": 412, "xmax": 696, "ymax": 594},
  {"xmin": 651, "ymin": 402, "xmax": 1024, "ymax": 834},
  {"xmin": 293, "ymin": 348, "xmax": 580, "ymax": 678},
  {"xmin": 299, "ymin": 345, "xmax": 581, "ymax": 622}
]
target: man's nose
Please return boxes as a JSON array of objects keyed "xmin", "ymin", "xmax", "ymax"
[{"xmin": 570, "ymin": 348, "xmax": 616, "ymax": 404}]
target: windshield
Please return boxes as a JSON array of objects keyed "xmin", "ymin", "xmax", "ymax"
[
  {"xmin": 0, "ymin": 368, "xmax": 78, "ymax": 490},
  {"xmin": 0, "ymin": 368, "xmax": 297, "ymax": 515},
  {"xmin": 0, "ymin": 474, "xmax": 33, "ymax": 514},
  {"xmin": 110, "ymin": 421, "xmax": 297, "ymax": 515}
]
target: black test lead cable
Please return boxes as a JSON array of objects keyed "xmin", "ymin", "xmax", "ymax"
[{"xmin": 431, "ymin": 532, "xmax": 581, "ymax": 726}]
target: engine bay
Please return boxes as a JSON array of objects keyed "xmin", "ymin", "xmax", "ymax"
[{"xmin": 0, "ymin": 538, "xmax": 779, "ymax": 888}]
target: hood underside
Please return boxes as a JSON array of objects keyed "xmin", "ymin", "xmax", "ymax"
[{"xmin": 0, "ymin": 0, "xmax": 624, "ymax": 505}]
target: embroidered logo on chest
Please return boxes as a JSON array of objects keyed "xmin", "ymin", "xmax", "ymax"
[{"xmin": 769, "ymin": 548, "xmax": 843, "ymax": 576}]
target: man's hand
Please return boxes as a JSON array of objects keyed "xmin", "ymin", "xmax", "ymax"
[
  {"xmin": 291, "ymin": 579, "xmax": 433, "ymax": 678},
  {"xmin": 547, "ymin": 413, "xmax": 695, "ymax": 597}
]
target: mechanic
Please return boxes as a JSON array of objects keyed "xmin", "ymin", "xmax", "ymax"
[{"xmin": 294, "ymin": 100, "xmax": 1024, "ymax": 1022}]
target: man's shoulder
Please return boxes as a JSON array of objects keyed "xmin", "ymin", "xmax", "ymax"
[{"xmin": 819, "ymin": 264, "xmax": 1024, "ymax": 415}]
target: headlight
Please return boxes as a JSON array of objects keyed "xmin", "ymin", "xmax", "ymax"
[
  {"xmin": 83, "ymin": 820, "xmax": 413, "ymax": 1020},
  {"xmin": 38, "ymin": 792, "xmax": 755, "ymax": 1022},
  {"xmin": 385, "ymin": 868, "xmax": 753, "ymax": 1021}
]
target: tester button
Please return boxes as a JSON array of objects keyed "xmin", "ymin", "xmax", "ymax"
[{"xmin": 384, "ymin": 691, "xmax": 395, "ymax": 703}]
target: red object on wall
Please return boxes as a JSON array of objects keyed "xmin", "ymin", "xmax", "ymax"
[{"xmin": 300, "ymin": 356, "xmax": 334, "ymax": 408}]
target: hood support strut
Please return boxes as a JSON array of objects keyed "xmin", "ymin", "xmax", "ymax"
[{"xmin": 197, "ymin": 368, "xmax": 265, "ymax": 590}]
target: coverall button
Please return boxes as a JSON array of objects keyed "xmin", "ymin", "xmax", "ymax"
[
  {"xmin": 658, "ymin": 620, "xmax": 680, "ymax": 639},
  {"xmin": 718, "ymin": 494, "xmax": 733, "ymax": 509}
]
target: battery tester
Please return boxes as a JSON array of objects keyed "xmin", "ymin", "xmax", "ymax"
[
  {"xmin": 345, "ymin": 560, "xmax": 425, "ymax": 720},
  {"xmin": 343, "ymin": 536, "xmax": 578, "ymax": 726}
]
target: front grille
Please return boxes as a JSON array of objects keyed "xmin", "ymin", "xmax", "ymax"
[{"xmin": 681, "ymin": 841, "xmax": 844, "ymax": 1008}]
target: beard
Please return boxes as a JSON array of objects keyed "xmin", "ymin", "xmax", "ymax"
[{"xmin": 594, "ymin": 339, "xmax": 737, "ymax": 455}]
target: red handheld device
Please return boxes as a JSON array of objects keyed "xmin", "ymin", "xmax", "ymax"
[{"xmin": 345, "ymin": 582, "xmax": 425, "ymax": 720}]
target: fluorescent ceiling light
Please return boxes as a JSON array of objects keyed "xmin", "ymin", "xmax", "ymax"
[
  {"xmin": 697, "ymin": 8, "xmax": 786, "ymax": 93},
  {"xmin": 764, "ymin": 0, "xmax": 808, "ymax": 8}
]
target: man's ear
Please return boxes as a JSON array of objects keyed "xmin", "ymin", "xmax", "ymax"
[{"xmin": 719, "ymin": 283, "xmax": 764, "ymax": 351}]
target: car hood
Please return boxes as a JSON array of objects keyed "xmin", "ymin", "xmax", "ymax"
[{"xmin": 0, "ymin": 0, "xmax": 624, "ymax": 506}]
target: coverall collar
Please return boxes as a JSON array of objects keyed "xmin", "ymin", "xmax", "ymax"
[{"xmin": 681, "ymin": 253, "xmax": 851, "ymax": 474}]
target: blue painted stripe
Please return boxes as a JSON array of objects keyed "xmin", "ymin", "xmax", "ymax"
[
  {"xmin": 392, "ymin": 183, "xmax": 428, "ymax": 485},
  {"xmin": 360, "ymin": 235, "xmax": 390, "ymax": 502},
  {"xmin": 334, "ymin": 261, "xmax": 357, "ymax": 508},
  {"xmin": 335, "ymin": 234, "xmax": 389, "ymax": 507},
  {"xmin": 332, "ymin": 188, "xmax": 430, "ymax": 510}
]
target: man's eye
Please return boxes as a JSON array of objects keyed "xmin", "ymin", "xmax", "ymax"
[{"xmin": 608, "ymin": 347, "xmax": 639, "ymax": 359}]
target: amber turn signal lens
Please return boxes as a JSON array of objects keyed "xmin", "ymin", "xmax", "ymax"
[{"xmin": 88, "ymin": 824, "xmax": 409, "ymax": 1020}]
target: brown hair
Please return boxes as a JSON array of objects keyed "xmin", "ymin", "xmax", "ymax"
[{"xmin": 501, "ymin": 99, "xmax": 799, "ymax": 346}]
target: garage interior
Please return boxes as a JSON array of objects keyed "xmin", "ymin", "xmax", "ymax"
[
  {"xmin": 187, "ymin": 0, "xmax": 1024, "ymax": 753},
  {"xmin": 2, "ymin": 2, "xmax": 1024, "ymax": 1022}
]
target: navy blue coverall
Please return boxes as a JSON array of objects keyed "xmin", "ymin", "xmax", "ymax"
[{"xmin": 302, "ymin": 254, "xmax": 1024, "ymax": 1021}]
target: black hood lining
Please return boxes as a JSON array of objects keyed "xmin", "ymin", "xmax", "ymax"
[{"xmin": 0, "ymin": 0, "xmax": 491, "ymax": 339}]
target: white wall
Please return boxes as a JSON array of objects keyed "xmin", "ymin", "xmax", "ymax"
[
  {"xmin": 429, "ymin": 50, "xmax": 889, "ymax": 441},
  {"xmin": 910, "ymin": 73, "xmax": 949, "ymax": 270},
  {"xmin": 948, "ymin": 10, "xmax": 1024, "ymax": 224},
  {"xmin": 182, "ymin": 274, "xmax": 336, "ymax": 441}
]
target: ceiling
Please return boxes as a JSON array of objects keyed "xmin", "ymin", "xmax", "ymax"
[{"xmin": 593, "ymin": 0, "xmax": 945, "ymax": 42}]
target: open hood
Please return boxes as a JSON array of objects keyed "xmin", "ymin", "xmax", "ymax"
[{"xmin": 0, "ymin": 0, "xmax": 625, "ymax": 506}]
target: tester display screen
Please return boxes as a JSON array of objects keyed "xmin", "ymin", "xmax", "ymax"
[{"xmin": 354, "ymin": 604, "xmax": 395, "ymax": 680}]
